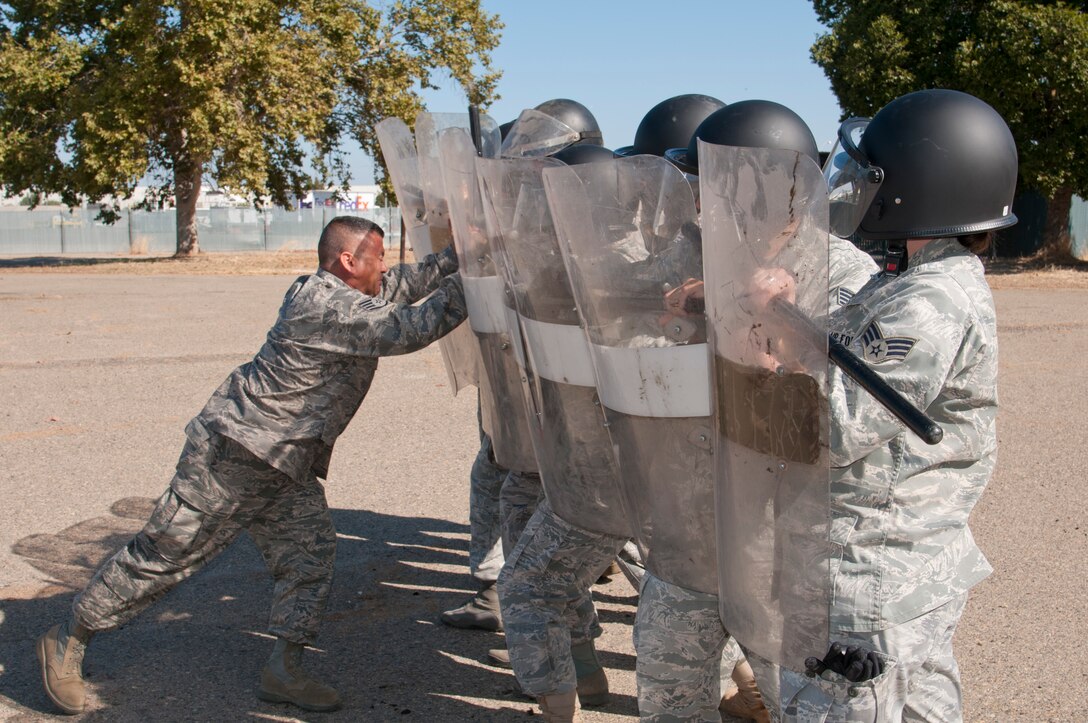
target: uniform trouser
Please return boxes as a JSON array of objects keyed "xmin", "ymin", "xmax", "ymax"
[
  {"xmin": 499, "ymin": 468, "xmax": 544, "ymax": 556},
  {"xmin": 468, "ymin": 424, "xmax": 506, "ymax": 586},
  {"xmin": 746, "ymin": 594, "xmax": 967, "ymax": 723},
  {"xmin": 73, "ymin": 432, "xmax": 336, "ymax": 646},
  {"xmin": 634, "ymin": 571, "xmax": 746, "ymax": 722},
  {"xmin": 497, "ymin": 499, "xmax": 627, "ymax": 697}
]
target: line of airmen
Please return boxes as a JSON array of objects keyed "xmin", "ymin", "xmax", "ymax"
[{"xmin": 37, "ymin": 87, "xmax": 1016, "ymax": 722}]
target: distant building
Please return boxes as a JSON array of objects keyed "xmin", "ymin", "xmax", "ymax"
[{"xmin": 299, "ymin": 186, "xmax": 380, "ymax": 211}]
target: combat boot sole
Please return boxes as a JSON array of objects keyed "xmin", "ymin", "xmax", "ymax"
[{"xmin": 257, "ymin": 686, "xmax": 342, "ymax": 713}]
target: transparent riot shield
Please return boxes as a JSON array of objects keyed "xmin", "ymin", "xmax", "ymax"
[
  {"xmin": 416, "ymin": 112, "xmax": 501, "ymax": 253},
  {"xmin": 476, "ymin": 154, "xmax": 633, "ymax": 538},
  {"xmin": 376, "ymin": 115, "xmax": 489, "ymax": 394},
  {"xmin": 438, "ymin": 128, "xmax": 538, "ymax": 473},
  {"xmin": 375, "ymin": 118, "xmax": 429, "ymax": 250},
  {"xmin": 699, "ymin": 141, "xmax": 831, "ymax": 669},
  {"xmin": 542, "ymin": 155, "xmax": 718, "ymax": 593},
  {"xmin": 500, "ymin": 108, "xmax": 583, "ymax": 158}
]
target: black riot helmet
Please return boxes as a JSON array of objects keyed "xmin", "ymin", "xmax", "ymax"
[
  {"xmin": 498, "ymin": 119, "xmax": 516, "ymax": 142},
  {"xmin": 614, "ymin": 94, "xmax": 726, "ymax": 157},
  {"xmin": 826, "ymin": 89, "xmax": 1019, "ymax": 241},
  {"xmin": 551, "ymin": 143, "xmax": 616, "ymax": 165},
  {"xmin": 665, "ymin": 100, "xmax": 819, "ymax": 174},
  {"xmin": 501, "ymin": 98, "xmax": 604, "ymax": 158},
  {"xmin": 534, "ymin": 98, "xmax": 604, "ymax": 146}
]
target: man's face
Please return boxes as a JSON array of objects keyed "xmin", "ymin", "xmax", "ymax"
[{"xmin": 341, "ymin": 231, "xmax": 387, "ymax": 295}]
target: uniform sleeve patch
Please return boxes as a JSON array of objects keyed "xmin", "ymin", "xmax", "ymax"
[
  {"xmin": 860, "ymin": 321, "xmax": 916, "ymax": 363},
  {"xmin": 835, "ymin": 287, "xmax": 855, "ymax": 306},
  {"xmin": 358, "ymin": 295, "xmax": 389, "ymax": 311}
]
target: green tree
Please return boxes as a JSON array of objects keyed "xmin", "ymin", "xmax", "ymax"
[
  {"xmin": 0, "ymin": 0, "xmax": 502, "ymax": 256},
  {"xmin": 811, "ymin": 0, "xmax": 1088, "ymax": 259}
]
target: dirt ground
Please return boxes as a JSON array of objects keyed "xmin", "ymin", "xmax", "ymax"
[{"xmin": 1, "ymin": 249, "xmax": 1086, "ymax": 289}]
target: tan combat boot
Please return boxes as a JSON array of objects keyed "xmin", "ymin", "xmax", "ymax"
[
  {"xmin": 36, "ymin": 621, "xmax": 92, "ymax": 715},
  {"xmin": 538, "ymin": 690, "xmax": 579, "ymax": 722},
  {"xmin": 570, "ymin": 640, "xmax": 609, "ymax": 707},
  {"xmin": 719, "ymin": 659, "xmax": 771, "ymax": 723},
  {"xmin": 257, "ymin": 638, "xmax": 341, "ymax": 712},
  {"xmin": 440, "ymin": 583, "xmax": 503, "ymax": 631}
]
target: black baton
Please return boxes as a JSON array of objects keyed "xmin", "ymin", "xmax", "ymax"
[
  {"xmin": 770, "ymin": 298, "xmax": 943, "ymax": 445},
  {"xmin": 468, "ymin": 105, "xmax": 483, "ymax": 156}
]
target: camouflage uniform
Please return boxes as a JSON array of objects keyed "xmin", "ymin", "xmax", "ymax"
[
  {"xmin": 74, "ymin": 247, "xmax": 466, "ymax": 645},
  {"xmin": 468, "ymin": 424, "xmax": 505, "ymax": 584},
  {"xmin": 497, "ymin": 499, "xmax": 626, "ymax": 697},
  {"xmin": 751, "ymin": 239, "xmax": 997, "ymax": 721},
  {"xmin": 634, "ymin": 236, "xmax": 877, "ymax": 720}
]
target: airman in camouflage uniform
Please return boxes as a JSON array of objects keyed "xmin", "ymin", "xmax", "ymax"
[
  {"xmin": 36, "ymin": 216, "xmax": 467, "ymax": 716},
  {"xmin": 748, "ymin": 238, "xmax": 999, "ymax": 722},
  {"xmin": 745, "ymin": 89, "xmax": 1014, "ymax": 721}
]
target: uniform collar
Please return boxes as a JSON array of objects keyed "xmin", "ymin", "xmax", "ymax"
[
  {"xmin": 315, "ymin": 267, "xmax": 349, "ymax": 288},
  {"xmin": 908, "ymin": 237, "xmax": 973, "ymax": 268}
]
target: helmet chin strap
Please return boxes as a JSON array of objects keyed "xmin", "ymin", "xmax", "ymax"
[{"xmin": 882, "ymin": 241, "xmax": 907, "ymax": 277}]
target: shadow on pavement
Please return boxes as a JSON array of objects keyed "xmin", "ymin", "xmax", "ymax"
[{"xmin": 0, "ymin": 498, "xmax": 639, "ymax": 721}]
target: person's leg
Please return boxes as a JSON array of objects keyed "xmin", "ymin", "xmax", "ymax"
[
  {"xmin": 633, "ymin": 572, "xmax": 728, "ymax": 722},
  {"xmin": 39, "ymin": 433, "xmax": 249, "ymax": 714},
  {"xmin": 499, "ymin": 469, "xmax": 544, "ymax": 555},
  {"xmin": 247, "ymin": 466, "xmax": 340, "ymax": 712},
  {"xmin": 497, "ymin": 500, "xmax": 626, "ymax": 719},
  {"xmin": 900, "ymin": 595, "xmax": 967, "ymax": 723},
  {"xmin": 718, "ymin": 636, "xmax": 771, "ymax": 723},
  {"xmin": 754, "ymin": 595, "xmax": 968, "ymax": 723},
  {"xmin": 441, "ymin": 421, "xmax": 506, "ymax": 631}
]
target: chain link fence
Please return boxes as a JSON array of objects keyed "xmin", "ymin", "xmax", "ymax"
[{"xmin": 0, "ymin": 206, "xmax": 403, "ymax": 255}]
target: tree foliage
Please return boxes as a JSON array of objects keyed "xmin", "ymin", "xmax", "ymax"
[
  {"xmin": 0, "ymin": 0, "xmax": 503, "ymax": 254},
  {"xmin": 811, "ymin": 0, "xmax": 1088, "ymax": 257}
]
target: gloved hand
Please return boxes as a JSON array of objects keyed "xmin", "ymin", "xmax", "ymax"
[{"xmin": 804, "ymin": 642, "xmax": 884, "ymax": 682}]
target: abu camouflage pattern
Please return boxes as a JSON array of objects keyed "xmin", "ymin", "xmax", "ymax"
[
  {"xmin": 827, "ymin": 238, "xmax": 997, "ymax": 633},
  {"xmin": 747, "ymin": 594, "xmax": 967, "ymax": 723},
  {"xmin": 197, "ymin": 247, "xmax": 466, "ymax": 483},
  {"xmin": 496, "ymin": 500, "xmax": 626, "ymax": 697},
  {"xmin": 633, "ymin": 572, "xmax": 732, "ymax": 722},
  {"xmin": 75, "ymin": 245, "xmax": 466, "ymax": 646},
  {"xmin": 468, "ymin": 426, "xmax": 506, "ymax": 584},
  {"xmin": 75, "ymin": 433, "xmax": 336, "ymax": 645},
  {"xmin": 499, "ymin": 469, "xmax": 544, "ymax": 555}
]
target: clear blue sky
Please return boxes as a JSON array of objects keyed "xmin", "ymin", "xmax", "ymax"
[{"xmin": 349, "ymin": 0, "xmax": 843, "ymax": 184}]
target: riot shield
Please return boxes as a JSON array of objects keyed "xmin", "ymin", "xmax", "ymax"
[
  {"xmin": 476, "ymin": 154, "xmax": 633, "ymax": 538},
  {"xmin": 416, "ymin": 112, "xmax": 501, "ymax": 253},
  {"xmin": 542, "ymin": 155, "xmax": 718, "ymax": 593},
  {"xmin": 698, "ymin": 141, "xmax": 831, "ymax": 669},
  {"xmin": 375, "ymin": 118, "xmax": 429, "ymax": 251},
  {"xmin": 500, "ymin": 108, "xmax": 584, "ymax": 158},
  {"xmin": 438, "ymin": 128, "xmax": 538, "ymax": 473},
  {"xmin": 375, "ymin": 115, "xmax": 493, "ymax": 394}
]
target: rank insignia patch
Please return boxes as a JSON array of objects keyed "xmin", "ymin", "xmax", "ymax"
[
  {"xmin": 835, "ymin": 287, "xmax": 855, "ymax": 306},
  {"xmin": 859, "ymin": 321, "xmax": 916, "ymax": 362}
]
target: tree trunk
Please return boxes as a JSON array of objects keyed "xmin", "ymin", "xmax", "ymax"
[
  {"xmin": 174, "ymin": 163, "xmax": 202, "ymax": 257},
  {"xmin": 1041, "ymin": 186, "xmax": 1074, "ymax": 262}
]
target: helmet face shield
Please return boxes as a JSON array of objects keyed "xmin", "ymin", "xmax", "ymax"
[
  {"xmin": 500, "ymin": 109, "xmax": 582, "ymax": 158},
  {"xmin": 824, "ymin": 118, "xmax": 883, "ymax": 238}
]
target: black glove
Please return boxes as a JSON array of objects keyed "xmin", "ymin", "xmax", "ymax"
[{"xmin": 804, "ymin": 642, "xmax": 884, "ymax": 682}]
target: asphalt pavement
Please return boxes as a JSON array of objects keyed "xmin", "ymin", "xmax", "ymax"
[{"xmin": 0, "ymin": 273, "xmax": 1084, "ymax": 722}]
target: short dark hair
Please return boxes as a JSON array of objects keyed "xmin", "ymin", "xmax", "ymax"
[{"xmin": 318, "ymin": 217, "xmax": 385, "ymax": 269}]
